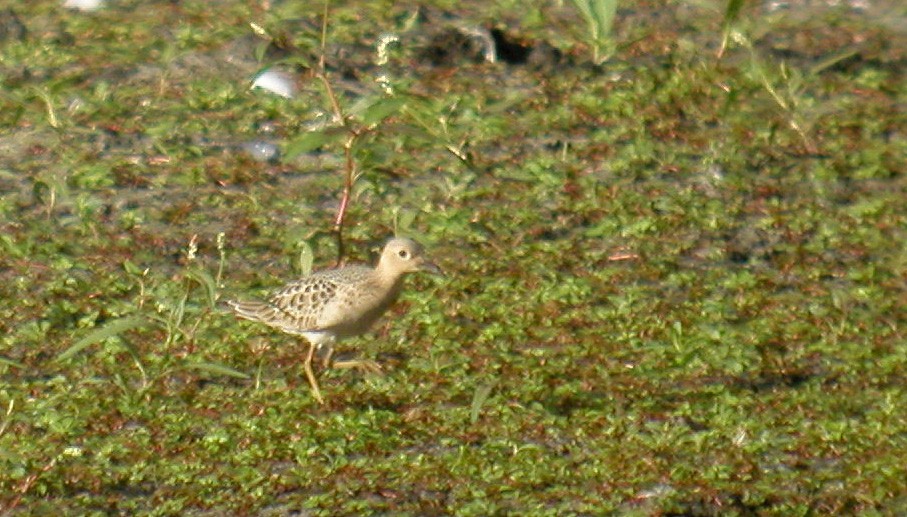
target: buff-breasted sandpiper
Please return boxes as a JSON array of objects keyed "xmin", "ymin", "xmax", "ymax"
[{"xmin": 228, "ymin": 237, "xmax": 441, "ymax": 403}]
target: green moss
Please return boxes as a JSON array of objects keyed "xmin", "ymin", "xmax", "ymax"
[{"xmin": 1, "ymin": 0, "xmax": 905, "ymax": 513}]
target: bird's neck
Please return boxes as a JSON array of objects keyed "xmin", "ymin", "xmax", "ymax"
[{"xmin": 373, "ymin": 261, "xmax": 405, "ymax": 290}]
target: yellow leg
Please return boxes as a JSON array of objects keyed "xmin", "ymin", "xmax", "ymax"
[
  {"xmin": 320, "ymin": 345, "xmax": 334, "ymax": 370},
  {"xmin": 302, "ymin": 341, "xmax": 325, "ymax": 404}
]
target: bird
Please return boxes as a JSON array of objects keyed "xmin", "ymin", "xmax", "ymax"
[{"xmin": 228, "ymin": 237, "xmax": 441, "ymax": 403}]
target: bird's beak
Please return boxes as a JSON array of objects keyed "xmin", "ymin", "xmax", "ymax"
[{"xmin": 419, "ymin": 260, "xmax": 443, "ymax": 276}]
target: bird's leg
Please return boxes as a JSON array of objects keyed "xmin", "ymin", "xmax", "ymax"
[
  {"xmin": 302, "ymin": 340, "xmax": 325, "ymax": 404},
  {"xmin": 320, "ymin": 344, "xmax": 334, "ymax": 370},
  {"xmin": 319, "ymin": 340, "xmax": 383, "ymax": 375}
]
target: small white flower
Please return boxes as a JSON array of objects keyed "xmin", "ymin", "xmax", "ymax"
[
  {"xmin": 63, "ymin": 446, "xmax": 83, "ymax": 457},
  {"xmin": 375, "ymin": 33, "xmax": 400, "ymax": 66},
  {"xmin": 376, "ymin": 73, "xmax": 394, "ymax": 95},
  {"xmin": 186, "ymin": 235, "xmax": 198, "ymax": 262}
]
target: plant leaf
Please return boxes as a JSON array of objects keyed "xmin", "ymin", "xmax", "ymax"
[
  {"xmin": 58, "ymin": 316, "xmax": 148, "ymax": 362},
  {"xmin": 182, "ymin": 361, "xmax": 250, "ymax": 379},
  {"xmin": 470, "ymin": 381, "xmax": 498, "ymax": 424},
  {"xmin": 0, "ymin": 356, "xmax": 26, "ymax": 369},
  {"xmin": 357, "ymin": 96, "xmax": 407, "ymax": 126},
  {"xmin": 122, "ymin": 259, "xmax": 144, "ymax": 276},
  {"xmin": 186, "ymin": 267, "xmax": 218, "ymax": 308},
  {"xmin": 572, "ymin": 0, "xmax": 594, "ymax": 25},
  {"xmin": 394, "ymin": 207, "xmax": 416, "ymax": 235},
  {"xmin": 592, "ymin": 0, "xmax": 617, "ymax": 41},
  {"xmin": 283, "ymin": 129, "xmax": 345, "ymax": 160},
  {"xmin": 723, "ymin": 0, "xmax": 745, "ymax": 25},
  {"xmin": 297, "ymin": 240, "xmax": 314, "ymax": 277}
]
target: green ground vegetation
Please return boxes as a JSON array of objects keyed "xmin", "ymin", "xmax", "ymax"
[{"xmin": 1, "ymin": 0, "xmax": 905, "ymax": 514}]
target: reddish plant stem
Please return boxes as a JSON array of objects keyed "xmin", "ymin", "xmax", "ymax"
[
  {"xmin": 333, "ymin": 138, "xmax": 357, "ymax": 265},
  {"xmin": 318, "ymin": 0, "xmax": 360, "ymax": 266}
]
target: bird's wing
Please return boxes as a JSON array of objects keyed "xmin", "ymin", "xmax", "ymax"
[
  {"xmin": 263, "ymin": 275, "xmax": 337, "ymax": 331},
  {"xmin": 266, "ymin": 266, "xmax": 367, "ymax": 322}
]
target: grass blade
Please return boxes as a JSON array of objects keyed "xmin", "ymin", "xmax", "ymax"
[
  {"xmin": 186, "ymin": 267, "xmax": 218, "ymax": 308},
  {"xmin": 58, "ymin": 316, "xmax": 148, "ymax": 362},
  {"xmin": 0, "ymin": 356, "xmax": 26, "ymax": 369},
  {"xmin": 470, "ymin": 381, "xmax": 498, "ymax": 424},
  {"xmin": 182, "ymin": 361, "xmax": 250, "ymax": 380},
  {"xmin": 592, "ymin": 0, "xmax": 617, "ymax": 41},
  {"xmin": 570, "ymin": 0, "xmax": 617, "ymax": 63},
  {"xmin": 298, "ymin": 240, "xmax": 314, "ymax": 277},
  {"xmin": 723, "ymin": 0, "xmax": 745, "ymax": 25},
  {"xmin": 718, "ymin": 0, "xmax": 747, "ymax": 58}
]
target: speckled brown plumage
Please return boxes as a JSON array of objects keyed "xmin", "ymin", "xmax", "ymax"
[{"xmin": 228, "ymin": 237, "xmax": 441, "ymax": 403}]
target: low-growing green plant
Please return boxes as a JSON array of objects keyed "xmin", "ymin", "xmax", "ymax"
[
  {"xmin": 571, "ymin": 0, "xmax": 618, "ymax": 64},
  {"xmin": 277, "ymin": 2, "xmax": 477, "ymax": 261},
  {"xmin": 1, "ymin": 0, "xmax": 905, "ymax": 513},
  {"xmin": 55, "ymin": 234, "xmax": 247, "ymax": 392},
  {"xmin": 276, "ymin": 2, "xmax": 416, "ymax": 262},
  {"xmin": 719, "ymin": 17, "xmax": 867, "ymax": 154},
  {"xmin": 717, "ymin": 0, "xmax": 746, "ymax": 58}
]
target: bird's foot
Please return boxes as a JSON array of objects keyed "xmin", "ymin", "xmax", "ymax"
[{"xmin": 331, "ymin": 359, "xmax": 384, "ymax": 375}]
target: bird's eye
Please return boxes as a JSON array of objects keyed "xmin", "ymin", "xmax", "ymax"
[{"xmin": 398, "ymin": 250, "xmax": 410, "ymax": 259}]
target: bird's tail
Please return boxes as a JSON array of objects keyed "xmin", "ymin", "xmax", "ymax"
[{"xmin": 227, "ymin": 299, "xmax": 279, "ymax": 323}]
